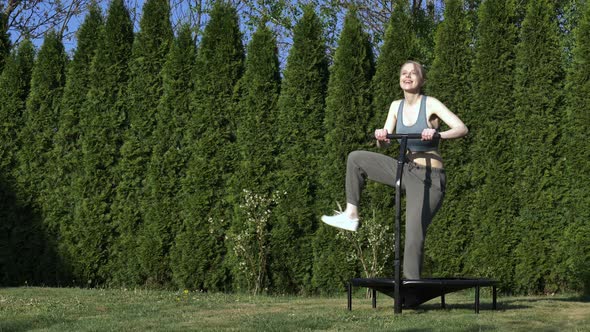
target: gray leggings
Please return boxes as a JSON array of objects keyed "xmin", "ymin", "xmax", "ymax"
[{"xmin": 346, "ymin": 150, "xmax": 446, "ymax": 279}]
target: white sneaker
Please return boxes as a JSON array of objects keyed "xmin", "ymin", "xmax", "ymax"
[{"xmin": 321, "ymin": 213, "xmax": 359, "ymax": 231}]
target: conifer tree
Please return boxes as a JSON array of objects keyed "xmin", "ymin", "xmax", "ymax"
[
  {"xmin": 411, "ymin": 0, "xmax": 437, "ymax": 67},
  {"xmin": 226, "ymin": 23, "xmax": 280, "ymax": 294},
  {"xmin": 557, "ymin": 0, "xmax": 590, "ymax": 294},
  {"xmin": 270, "ymin": 5, "xmax": 329, "ymax": 294},
  {"xmin": 0, "ymin": 40, "xmax": 35, "ymax": 285},
  {"xmin": 423, "ymin": 0, "xmax": 473, "ymax": 277},
  {"xmin": 511, "ymin": 0, "xmax": 564, "ymax": 294},
  {"xmin": 371, "ymin": 0, "xmax": 419, "ymax": 127},
  {"xmin": 0, "ymin": 12, "xmax": 10, "ymax": 71},
  {"xmin": 465, "ymin": 0, "xmax": 519, "ymax": 289},
  {"xmin": 73, "ymin": 0, "xmax": 133, "ymax": 284},
  {"xmin": 313, "ymin": 9, "xmax": 375, "ymax": 293},
  {"xmin": 140, "ymin": 25, "xmax": 196, "ymax": 287},
  {"xmin": 13, "ymin": 30, "xmax": 67, "ymax": 283},
  {"xmin": 109, "ymin": 0, "xmax": 173, "ymax": 286},
  {"xmin": 465, "ymin": 0, "xmax": 482, "ymax": 43},
  {"xmin": 172, "ymin": 2, "xmax": 244, "ymax": 291},
  {"xmin": 364, "ymin": 1, "xmax": 421, "ymax": 278},
  {"xmin": 44, "ymin": 2, "xmax": 103, "ymax": 283},
  {"xmin": 0, "ymin": 40, "xmax": 34, "ymax": 181},
  {"xmin": 16, "ymin": 31, "xmax": 67, "ymax": 210}
]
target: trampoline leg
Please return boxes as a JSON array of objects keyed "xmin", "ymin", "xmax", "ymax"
[
  {"xmin": 372, "ymin": 288, "xmax": 377, "ymax": 309},
  {"xmin": 493, "ymin": 286, "xmax": 497, "ymax": 310},
  {"xmin": 475, "ymin": 286, "xmax": 480, "ymax": 314},
  {"xmin": 348, "ymin": 282, "xmax": 352, "ymax": 311},
  {"xmin": 441, "ymin": 292, "xmax": 446, "ymax": 309}
]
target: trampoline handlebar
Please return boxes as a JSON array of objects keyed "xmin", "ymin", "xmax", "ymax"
[{"xmin": 383, "ymin": 133, "xmax": 441, "ymax": 140}]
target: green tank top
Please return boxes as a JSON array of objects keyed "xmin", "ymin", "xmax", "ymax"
[{"xmin": 395, "ymin": 95, "xmax": 439, "ymax": 152}]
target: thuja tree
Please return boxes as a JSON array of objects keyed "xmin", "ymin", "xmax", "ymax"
[
  {"xmin": 411, "ymin": 0, "xmax": 437, "ymax": 68},
  {"xmin": 172, "ymin": 2, "xmax": 244, "ymax": 291},
  {"xmin": 73, "ymin": 0, "xmax": 133, "ymax": 285},
  {"xmin": 557, "ymin": 0, "xmax": 590, "ymax": 294},
  {"xmin": 313, "ymin": 9, "xmax": 375, "ymax": 293},
  {"xmin": 363, "ymin": 0, "xmax": 419, "ymax": 277},
  {"xmin": 0, "ymin": 40, "xmax": 34, "ymax": 285},
  {"xmin": 15, "ymin": 30, "xmax": 67, "ymax": 214},
  {"xmin": 465, "ymin": 0, "xmax": 519, "ymax": 290},
  {"xmin": 226, "ymin": 23, "xmax": 280, "ymax": 294},
  {"xmin": 140, "ymin": 25, "xmax": 196, "ymax": 289},
  {"xmin": 0, "ymin": 40, "xmax": 34, "ymax": 183},
  {"xmin": 558, "ymin": 0, "xmax": 585, "ymax": 70},
  {"xmin": 270, "ymin": 5, "xmax": 328, "ymax": 294},
  {"xmin": 0, "ymin": 12, "xmax": 9, "ymax": 71},
  {"xmin": 44, "ymin": 2, "xmax": 103, "ymax": 283},
  {"xmin": 109, "ymin": 0, "xmax": 173, "ymax": 286},
  {"xmin": 371, "ymin": 0, "xmax": 419, "ymax": 127},
  {"xmin": 423, "ymin": 0, "xmax": 473, "ymax": 278},
  {"xmin": 13, "ymin": 30, "xmax": 67, "ymax": 284},
  {"xmin": 511, "ymin": 0, "xmax": 564, "ymax": 294}
]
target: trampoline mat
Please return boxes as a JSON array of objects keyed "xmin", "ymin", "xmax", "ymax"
[{"xmin": 351, "ymin": 277, "xmax": 497, "ymax": 308}]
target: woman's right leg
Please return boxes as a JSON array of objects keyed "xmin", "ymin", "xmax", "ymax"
[
  {"xmin": 322, "ymin": 150, "xmax": 397, "ymax": 231},
  {"xmin": 345, "ymin": 150, "xmax": 398, "ymax": 208}
]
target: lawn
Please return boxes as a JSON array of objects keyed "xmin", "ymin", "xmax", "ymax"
[{"xmin": 1, "ymin": 287, "xmax": 589, "ymax": 331}]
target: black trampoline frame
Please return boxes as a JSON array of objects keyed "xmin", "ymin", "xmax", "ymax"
[{"xmin": 347, "ymin": 277, "xmax": 498, "ymax": 313}]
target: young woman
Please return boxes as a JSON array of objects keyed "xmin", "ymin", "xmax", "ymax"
[{"xmin": 321, "ymin": 61, "xmax": 468, "ymax": 279}]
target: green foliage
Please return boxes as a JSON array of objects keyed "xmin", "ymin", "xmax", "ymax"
[
  {"xmin": 557, "ymin": 0, "xmax": 590, "ymax": 295},
  {"xmin": 227, "ymin": 190, "xmax": 281, "ymax": 294},
  {"xmin": 336, "ymin": 210, "xmax": 393, "ymax": 279},
  {"xmin": 138, "ymin": 25, "xmax": 196, "ymax": 290},
  {"xmin": 44, "ymin": 2, "xmax": 104, "ymax": 285},
  {"xmin": 173, "ymin": 2, "xmax": 244, "ymax": 291},
  {"xmin": 227, "ymin": 23, "xmax": 281, "ymax": 293},
  {"xmin": 511, "ymin": 0, "xmax": 564, "ymax": 294},
  {"xmin": 16, "ymin": 31, "xmax": 67, "ymax": 207},
  {"xmin": 365, "ymin": 0, "xmax": 421, "ymax": 280},
  {"xmin": 0, "ymin": 40, "xmax": 35, "ymax": 285},
  {"xmin": 423, "ymin": 0, "xmax": 473, "ymax": 278},
  {"xmin": 372, "ymin": 0, "xmax": 418, "ymax": 123},
  {"xmin": 271, "ymin": 5, "xmax": 328, "ymax": 294},
  {"xmin": 1, "ymin": 1, "xmax": 589, "ymax": 295},
  {"xmin": 109, "ymin": 0, "xmax": 174, "ymax": 287},
  {"xmin": 465, "ymin": 0, "xmax": 519, "ymax": 290},
  {"xmin": 0, "ymin": 40, "xmax": 34, "ymax": 177},
  {"xmin": 411, "ymin": 0, "xmax": 437, "ymax": 68},
  {"xmin": 313, "ymin": 9, "xmax": 375, "ymax": 293},
  {"xmin": 13, "ymin": 30, "xmax": 67, "ymax": 285},
  {"xmin": 0, "ymin": 12, "xmax": 10, "ymax": 71},
  {"xmin": 73, "ymin": 0, "xmax": 133, "ymax": 285}
]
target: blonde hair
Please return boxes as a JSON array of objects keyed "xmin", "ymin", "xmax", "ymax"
[{"xmin": 400, "ymin": 61, "xmax": 426, "ymax": 88}]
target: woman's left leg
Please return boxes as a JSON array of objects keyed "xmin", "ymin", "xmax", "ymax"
[{"xmin": 402, "ymin": 165, "xmax": 446, "ymax": 279}]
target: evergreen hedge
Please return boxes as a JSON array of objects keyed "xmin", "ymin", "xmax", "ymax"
[
  {"xmin": 0, "ymin": 40, "xmax": 35, "ymax": 285},
  {"xmin": 423, "ymin": 0, "xmax": 473, "ymax": 278},
  {"xmin": 73, "ymin": 0, "xmax": 133, "ymax": 285},
  {"xmin": 172, "ymin": 2, "xmax": 244, "ymax": 291},
  {"xmin": 109, "ymin": 0, "xmax": 174, "ymax": 287},
  {"xmin": 313, "ymin": 9, "xmax": 375, "ymax": 293},
  {"xmin": 1, "ymin": 1, "xmax": 589, "ymax": 295},
  {"xmin": 271, "ymin": 5, "xmax": 329, "ymax": 294}
]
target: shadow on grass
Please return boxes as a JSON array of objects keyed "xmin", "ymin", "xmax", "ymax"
[
  {"xmin": 0, "ymin": 317, "xmax": 70, "ymax": 332},
  {"xmin": 498, "ymin": 294, "xmax": 590, "ymax": 305},
  {"xmin": 396, "ymin": 327, "xmax": 497, "ymax": 332},
  {"xmin": 350, "ymin": 298, "xmax": 531, "ymax": 312},
  {"xmin": 416, "ymin": 301, "xmax": 530, "ymax": 312}
]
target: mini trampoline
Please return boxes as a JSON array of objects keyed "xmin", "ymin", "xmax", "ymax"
[
  {"xmin": 347, "ymin": 134, "xmax": 498, "ymax": 314},
  {"xmin": 347, "ymin": 277, "xmax": 498, "ymax": 313}
]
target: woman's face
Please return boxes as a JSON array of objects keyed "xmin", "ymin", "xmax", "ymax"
[{"xmin": 399, "ymin": 63, "xmax": 423, "ymax": 93}]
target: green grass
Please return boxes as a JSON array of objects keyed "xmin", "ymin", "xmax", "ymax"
[{"xmin": 1, "ymin": 287, "xmax": 589, "ymax": 331}]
